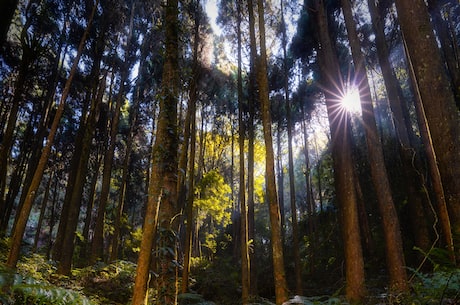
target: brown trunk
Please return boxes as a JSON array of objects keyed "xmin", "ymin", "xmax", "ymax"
[
  {"xmin": 281, "ymin": 0, "xmax": 301, "ymax": 294},
  {"xmin": 367, "ymin": 0, "xmax": 432, "ymax": 258},
  {"xmin": 394, "ymin": 0, "xmax": 460, "ymax": 255},
  {"xmin": 237, "ymin": 0, "xmax": 250, "ymax": 302},
  {"xmin": 132, "ymin": 0, "xmax": 179, "ymax": 303},
  {"xmin": 314, "ymin": 0, "xmax": 366, "ymax": 302},
  {"xmin": 247, "ymin": 0, "xmax": 257, "ymax": 295},
  {"xmin": 6, "ymin": 1, "xmax": 97, "ymax": 268},
  {"xmin": 403, "ymin": 36, "xmax": 456, "ymax": 263},
  {"xmin": 256, "ymin": 0, "xmax": 289, "ymax": 303},
  {"xmin": 32, "ymin": 172, "xmax": 53, "ymax": 252},
  {"xmin": 181, "ymin": 1, "xmax": 200, "ymax": 291},
  {"xmin": 58, "ymin": 75, "xmax": 106, "ymax": 275},
  {"xmin": 341, "ymin": 0, "xmax": 408, "ymax": 291},
  {"xmin": 80, "ymin": 148, "xmax": 102, "ymax": 262},
  {"xmin": 428, "ymin": 0, "xmax": 460, "ymax": 106}
]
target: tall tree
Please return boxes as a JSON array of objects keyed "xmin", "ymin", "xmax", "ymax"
[
  {"xmin": 181, "ymin": 0, "xmax": 201, "ymax": 292},
  {"xmin": 6, "ymin": 0, "xmax": 98, "ymax": 269},
  {"xmin": 341, "ymin": 0, "xmax": 408, "ymax": 291},
  {"xmin": 246, "ymin": 0, "xmax": 258, "ymax": 295},
  {"xmin": 256, "ymin": 0, "xmax": 289, "ymax": 303},
  {"xmin": 132, "ymin": 0, "xmax": 180, "ymax": 303},
  {"xmin": 237, "ymin": 1, "xmax": 250, "ymax": 303},
  {"xmin": 394, "ymin": 0, "xmax": 460, "ymax": 251},
  {"xmin": 91, "ymin": 1, "xmax": 137, "ymax": 264},
  {"xmin": 312, "ymin": 0, "xmax": 366, "ymax": 301},
  {"xmin": 367, "ymin": 0, "xmax": 433, "ymax": 257},
  {"xmin": 280, "ymin": 0, "xmax": 302, "ymax": 294}
]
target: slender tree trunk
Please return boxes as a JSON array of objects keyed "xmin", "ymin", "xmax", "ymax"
[
  {"xmin": 33, "ymin": 172, "xmax": 53, "ymax": 252},
  {"xmin": 57, "ymin": 75, "xmax": 106, "ymax": 275},
  {"xmin": 256, "ymin": 0, "xmax": 289, "ymax": 303},
  {"xmin": 428, "ymin": 0, "xmax": 460, "ymax": 106},
  {"xmin": 46, "ymin": 174, "xmax": 59, "ymax": 260},
  {"xmin": 403, "ymin": 36, "xmax": 456, "ymax": 263},
  {"xmin": 0, "ymin": 53, "xmax": 31, "ymax": 228},
  {"xmin": 367, "ymin": 0, "xmax": 433, "ymax": 258},
  {"xmin": 80, "ymin": 148, "xmax": 102, "ymax": 262},
  {"xmin": 247, "ymin": 0, "xmax": 257, "ymax": 295},
  {"xmin": 394, "ymin": 0, "xmax": 460, "ymax": 256},
  {"xmin": 276, "ymin": 122, "xmax": 285, "ymax": 238},
  {"xmin": 132, "ymin": 0, "xmax": 179, "ymax": 303},
  {"xmin": 314, "ymin": 0, "xmax": 366, "ymax": 301},
  {"xmin": 280, "ymin": 0, "xmax": 301, "ymax": 294},
  {"xmin": 237, "ymin": 1, "xmax": 250, "ymax": 302},
  {"xmin": 341, "ymin": 0, "xmax": 408, "ymax": 291},
  {"xmin": 6, "ymin": 1, "xmax": 97, "ymax": 269},
  {"xmin": 181, "ymin": 1, "xmax": 200, "ymax": 291}
]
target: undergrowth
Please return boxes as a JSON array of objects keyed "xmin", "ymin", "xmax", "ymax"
[{"xmin": 0, "ymin": 250, "xmax": 459, "ymax": 304}]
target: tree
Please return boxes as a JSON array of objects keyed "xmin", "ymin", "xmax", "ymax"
[
  {"xmin": 6, "ymin": 0, "xmax": 98, "ymax": 269},
  {"xmin": 312, "ymin": 0, "xmax": 366, "ymax": 301},
  {"xmin": 341, "ymin": 0, "xmax": 408, "ymax": 291},
  {"xmin": 394, "ymin": 0, "xmax": 460, "ymax": 252},
  {"xmin": 280, "ymin": 0, "xmax": 302, "ymax": 294},
  {"xmin": 256, "ymin": 0, "xmax": 289, "ymax": 303},
  {"xmin": 367, "ymin": 0, "xmax": 433, "ymax": 258},
  {"xmin": 181, "ymin": 0, "xmax": 201, "ymax": 293},
  {"xmin": 237, "ymin": 1, "xmax": 250, "ymax": 303},
  {"xmin": 132, "ymin": 0, "xmax": 180, "ymax": 303}
]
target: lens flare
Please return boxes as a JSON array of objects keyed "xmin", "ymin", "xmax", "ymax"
[{"xmin": 340, "ymin": 88, "xmax": 361, "ymax": 113}]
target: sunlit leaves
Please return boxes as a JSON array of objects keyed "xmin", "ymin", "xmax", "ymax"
[{"xmin": 195, "ymin": 170, "xmax": 232, "ymax": 227}]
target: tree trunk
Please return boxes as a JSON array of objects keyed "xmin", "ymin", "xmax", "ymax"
[
  {"xmin": 341, "ymin": 0, "xmax": 408, "ymax": 291},
  {"xmin": 394, "ymin": 0, "xmax": 460, "ymax": 255},
  {"xmin": 57, "ymin": 74, "xmax": 106, "ymax": 275},
  {"xmin": 132, "ymin": 0, "xmax": 180, "ymax": 303},
  {"xmin": 237, "ymin": 1, "xmax": 250, "ymax": 302},
  {"xmin": 427, "ymin": 0, "xmax": 460, "ymax": 106},
  {"xmin": 181, "ymin": 0, "xmax": 200, "ymax": 292},
  {"xmin": 367, "ymin": 0, "xmax": 433, "ymax": 258},
  {"xmin": 6, "ymin": 1, "xmax": 97, "ymax": 269},
  {"xmin": 403, "ymin": 36, "xmax": 456, "ymax": 263},
  {"xmin": 256, "ymin": 0, "xmax": 289, "ymax": 303},
  {"xmin": 247, "ymin": 0, "xmax": 257, "ymax": 295},
  {"xmin": 280, "ymin": 0, "xmax": 301, "ymax": 294},
  {"xmin": 33, "ymin": 172, "xmax": 53, "ymax": 252},
  {"xmin": 314, "ymin": 0, "xmax": 366, "ymax": 301}
]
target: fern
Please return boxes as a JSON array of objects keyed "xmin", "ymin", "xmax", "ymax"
[{"xmin": 0, "ymin": 266, "xmax": 95, "ymax": 305}]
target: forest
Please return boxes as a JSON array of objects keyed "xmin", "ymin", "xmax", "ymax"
[{"xmin": 0, "ymin": 0, "xmax": 460, "ymax": 304}]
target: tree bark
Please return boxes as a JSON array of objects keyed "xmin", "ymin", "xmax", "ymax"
[
  {"xmin": 256, "ymin": 0, "xmax": 289, "ymax": 303},
  {"xmin": 394, "ymin": 0, "xmax": 460, "ymax": 255},
  {"xmin": 237, "ymin": 1, "xmax": 250, "ymax": 303},
  {"xmin": 341, "ymin": 0, "xmax": 408, "ymax": 291},
  {"xmin": 281, "ymin": 0, "xmax": 302, "ymax": 294},
  {"xmin": 181, "ymin": 0, "xmax": 200, "ymax": 292},
  {"xmin": 6, "ymin": 0, "xmax": 97, "ymax": 269},
  {"xmin": 314, "ymin": 0, "xmax": 366, "ymax": 301},
  {"xmin": 367, "ymin": 0, "xmax": 433, "ymax": 259},
  {"xmin": 132, "ymin": 0, "xmax": 180, "ymax": 303}
]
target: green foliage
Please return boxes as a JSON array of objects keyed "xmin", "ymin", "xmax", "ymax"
[
  {"xmin": 72, "ymin": 260, "xmax": 137, "ymax": 304},
  {"xmin": 195, "ymin": 169, "xmax": 232, "ymax": 227},
  {"xmin": 0, "ymin": 263, "xmax": 95, "ymax": 305},
  {"xmin": 191, "ymin": 256, "xmax": 240, "ymax": 305},
  {"xmin": 408, "ymin": 268, "xmax": 460, "ymax": 304}
]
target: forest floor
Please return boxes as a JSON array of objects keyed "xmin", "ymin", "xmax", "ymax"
[{"xmin": 0, "ymin": 251, "xmax": 460, "ymax": 304}]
